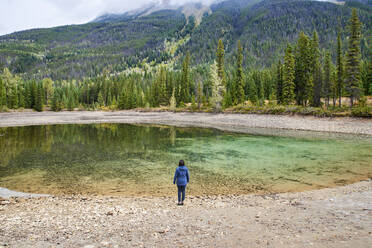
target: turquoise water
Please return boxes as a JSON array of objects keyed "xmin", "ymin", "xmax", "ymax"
[{"xmin": 0, "ymin": 124, "xmax": 371, "ymax": 196}]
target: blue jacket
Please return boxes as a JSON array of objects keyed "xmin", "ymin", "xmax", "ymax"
[{"xmin": 173, "ymin": 166, "xmax": 190, "ymax": 186}]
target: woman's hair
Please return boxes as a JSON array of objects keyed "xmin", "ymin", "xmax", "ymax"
[{"xmin": 179, "ymin": 160, "xmax": 185, "ymax": 166}]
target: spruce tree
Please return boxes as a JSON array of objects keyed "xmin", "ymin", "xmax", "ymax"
[
  {"xmin": 235, "ymin": 40, "xmax": 245, "ymax": 105},
  {"xmin": 67, "ymin": 95, "xmax": 75, "ymax": 111},
  {"xmin": 169, "ymin": 88, "xmax": 176, "ymax": 111},
  {"xmin": 97, "ymin": 91, "xmax": 104, "ymax": 107},
  {"xmin": 0, "ymin": 77, "xmax": 5, "ymax": 107},
  {"xmin": 34, "ymin": 83, "xmax": 43, "ymax": 112},
  {"xmin": 118, "ymin": 89, "xmax": 126, "ymax": 110},
  {"xmin": 336, "ymin": 28, "xmax": 344, "ymax": 106},
  {"xmin": 365, "ymin": 40, "xmax": 372, "ymax": 96},
  {"xmin": 9, "ymin": 84, "xmax": 18, "ymax": 109},
  {"xmin": 51, "ymin": 90, "xmax": 61, "ymax": 111},
  {"xmin": 311, "ymin": 31, "xmax": 323, "ymax": 107},
  {"xmin": 345, "ymin": 8, "xmax": 362, "ymax": 106},
  {"xmin": 151, "ymin": 66, "xmax": 167, "ymax": 107},
  {"xmin": 197, "ymin": 81, "xmax": 203, "ymax": 109},
  {"xmin": 323, "ymin": 52, "xmax": 332, "ymax": 108},
  {"xmin": 42, "ymin": 78, "xmax": 54, "ymax": 105},
  {"xmin": 179, "ymin": 52, "xmax": 190, "ymax": 103},
  {"xmin": 294, "ymin": 31, "xmax": 312, "ymax": 106},
  {"xmin": 210, "ymin": 61, "xmax": 225, "ymax": 112},
  {"xmin": 282, "ymin": 45, "xmax": 296, "ymax": 105},
  {"xmin": 216, "ymin": 39, "xmax": 226, "ymax": 85},
  {"xmin": 276, "ymin": 61, "xmax": 283, "ymax": 104},
  {"xmin": 246, "ymin": 74, "xmax": 258, "ymax": 105},
  {"xmin": 31, "ymin": 80, "xmax": 37, "ymax": 109},
  {"xmin": 18, "ymin": 83, "xmax": 25, "ymax": 108}
]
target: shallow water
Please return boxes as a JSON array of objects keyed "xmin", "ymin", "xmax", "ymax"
[{"xmin": 0, "ymin": 124, "xmax": 371, "ymax": 196}]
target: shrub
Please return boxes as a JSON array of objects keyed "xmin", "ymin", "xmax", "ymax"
[{"xmin": 351, "ymin": 106, "xmax": 372, "ymax": 117}]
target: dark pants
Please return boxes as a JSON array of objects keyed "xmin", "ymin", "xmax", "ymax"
[{"xmin": 177, "ymin": 185, "xmax": 186, "ymax": 202}]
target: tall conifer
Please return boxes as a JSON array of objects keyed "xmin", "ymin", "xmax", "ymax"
[
  {"xmin": 311, "ymin": 31, "xmax": 322, "ymax": 107},
  {"xmin": 336, "ymin": 27, "xmax": 344, "ymax": 106},
  {"xmin": 323, "ymin": 52, "xmax": 332, "ymax": 107},
  {"xmin": 235, "ymin": 41, "xmax": 245, "ymax": 105},
  {"xmin": 216, "ymin": 39, "xmax": 226, "ymax": 85},
  {"xmin": 283, "ymin": 45, "xmax": 296, "ymax": 105},
  {"xmin": 276, "ymin": 61, "xmax": 283, "ymax": 104},
  {"xmin": 345, "ymin": 8, "xmax": 362, "ymax": 106},
  {"xmin": 180, "ymin": 52, "xmax": 190, "ymax": 103}
]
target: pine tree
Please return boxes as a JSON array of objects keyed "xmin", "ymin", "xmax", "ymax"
[
  {"xmin": 235, "ymin": 40, "xmax": 245, "ymax": 105},
  {"xmin": 331, "ymin": 64, "xmax": 338, "ymax": 107},
  {"xmin": 197, "ymin": 81, "xmax": 203, "ymax": 109},
  {"xmin": 0, "ymin": 77, "xmax": 5, "ymax": 107},
  {"xmin": 252, "ymin": 71, "xmax": 264, "ymax": 105},
  {"xmin": 336, "ymin": 27, "xmax": 344, "ymax": 106},
  {"xmin": 294, "ymin": 31, "xmax": 312, "ymax": 106},
  {"xmin": 345, "ymin": 8, "xmax": 362, "ymax": 107},
  {"xmin": 42, "ymin": 78, "xmax": 54, "ymax": 105},
  {"xmin": 67, "ymin": 95, "xmax": 75, "ymax": 111},
  {"xmin": 246, "ymin": 75, "xmax": 258, "ymax": 105},
  {"xmin": 276, "ymin": 61, "xmax": 283, "ymax": 104},
  {"xmin": 31, "ymin": 80, "xmax": 37, "ymax": 109},
  {"xmin": 282, "ymin": 45, "xmax": 296, "ymax": 105},
  {"xmin": 97, "ymin": 91, "xmax": 104, "ymax": 107},
  {"xmin": 34, "ymin": 83, "xmax": 43, "ymax": 112},
  {"xmin": 9, "ymin": 84, "xmax": 18, "ymax": 109},
  {"xmin": 169, "ymin": 88, "xmax": 176, "ymax": 111},
  {"xmin": 216, "ymin": 39, "xmax": 226, "ymax": 85},
  {"xmin": 210, "ymin": 61, "xmax": 225, "ymax": 112},
  {"xmin": 51, "ymin": 90, "xmax": 61, "ymax": 111},
  {"xmin": 18, "ymin": 83, "xmax": 25, "ymax": 108},
  {"xmin": 118, "ymin": 89, "xmax": 126, "ymax": 110},
  {"xmin": 191, "ymin": 94, "xmax": 197, "ymax": 111},
  {"xmin": 152, "ymin": 66, "xmax": 168, "ymax": 107},
  {"xmin": 323, "ymin": 52, "xmax": 332, "ymax": 108},
  {"xmin": 179, "ymin": 52, "xmax": 190, "ymax": 103},
  {"xmin": 365, "ymin": 39, "xmax": 372, "ymax": 96},
  {"xmin": 311, "ymin": 31, "xmax": 323, "ymax": 107}
]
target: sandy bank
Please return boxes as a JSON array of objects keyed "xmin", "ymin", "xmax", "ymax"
[{"xmin": 1, "ymin": 111, "xmax": 372, "ymax": 135}]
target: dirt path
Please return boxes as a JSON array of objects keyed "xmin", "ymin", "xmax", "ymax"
[
  {"xmin": 0, "ymin": 180, "xmax": 371, "ymax": 248},
  {"xmin": 1, "ymin": 111, "xmax": 372, "ymax": 135}
]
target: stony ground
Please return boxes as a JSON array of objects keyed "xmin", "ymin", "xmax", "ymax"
[
  {"xmin": 1, "ymin": 111, "xmax": 371, "ymax": 247},
  {"xmin": 1, "ymin": 111, "xmax": 372, "ymax": 135},
  {"xmin": 1, "ymin": 180, "xmax": 371, "ymax": 248}
]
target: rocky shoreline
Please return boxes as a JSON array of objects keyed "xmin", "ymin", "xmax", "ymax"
[
  {"xmin": 0, "ymin": 180, "xmax": 371, "ymax": 247},
  {"xmin": 1, "ymin": 111, "xmax": 372, "ymax": 135}
]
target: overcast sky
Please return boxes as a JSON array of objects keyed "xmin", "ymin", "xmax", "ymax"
[{"xmin": 0, "ymin": 0, "xmax": 214, "ymax": 36}]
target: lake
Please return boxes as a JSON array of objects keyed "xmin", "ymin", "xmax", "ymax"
[{"xmin": 0, "ymin": 124, "xmax": 371, "ymax": 196}]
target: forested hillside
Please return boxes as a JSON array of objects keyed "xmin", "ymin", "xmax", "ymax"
[
  {"xmin": 0, "ymin": 0, "xmax": 371, "ymax": 80},
  {"xmin": 0, "ymin": 0, "xmax": 371, "ymax": 117}
]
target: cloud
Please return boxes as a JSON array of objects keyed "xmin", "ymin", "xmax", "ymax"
[{"xmin": 0, "ymin": 0, "xmax": 215, "ymax": 36}]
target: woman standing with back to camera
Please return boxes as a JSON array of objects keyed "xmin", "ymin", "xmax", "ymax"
[{"xmin": 173, "ymin": 160, "xmax": 190, "ymax": 206}]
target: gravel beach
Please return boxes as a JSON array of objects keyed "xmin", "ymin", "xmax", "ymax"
[
  {"xmin": 0, "ymin": 111, "xmax": 371, "ymax": 247},
  {"xmin": 0, "ymin": 111, "xmax": 372, "ymax": 135},
  {"xmin": 0, "ymin": 180, "xmax": 371, "ymax": 248}
]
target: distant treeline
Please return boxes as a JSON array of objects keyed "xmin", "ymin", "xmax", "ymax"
[{"xmin": 0, "ymin": 9, "xmax": 371, "ymax": 113}]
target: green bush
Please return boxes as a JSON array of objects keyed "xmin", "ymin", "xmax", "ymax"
[{"xmin": 351, "ymin": 106, "xmax": 372, "ymax": 117}]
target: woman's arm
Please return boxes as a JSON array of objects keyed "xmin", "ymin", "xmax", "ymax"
[
  {"xmin": 173, "ymin": 169, "xmax": 178, "ymax": 184},
  {"xmin": 186, "ymin": 168, "xmax": 190, "ymax": 183}
]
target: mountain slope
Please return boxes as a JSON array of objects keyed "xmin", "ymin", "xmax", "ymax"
[{"xmin": 0, "ymin": 0, "xmax": 371, "ymax": 80}]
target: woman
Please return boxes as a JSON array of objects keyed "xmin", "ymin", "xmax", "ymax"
[{"xmin": 173, "ymin": 160, "xmax": 190, "ymax": 205}]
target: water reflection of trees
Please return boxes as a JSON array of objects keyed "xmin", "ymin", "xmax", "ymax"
[{"xmin": 0, "ymin": 124, "xmax": 221, "ymax": 188}]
